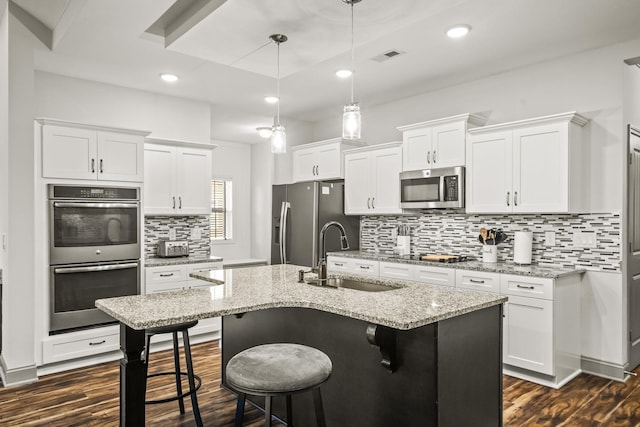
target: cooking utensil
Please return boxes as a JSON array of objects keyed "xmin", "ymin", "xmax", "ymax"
[
  {"xmin": 480, "ymin": 228, "xmax": 487, "ymax": 245},
  {"xmin": 488, "ymin": 230, "xmax": 496, "ymax": 245}
]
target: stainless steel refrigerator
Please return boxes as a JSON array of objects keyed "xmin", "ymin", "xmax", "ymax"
[{"xmin": 271, "ymin": 180, "xmax": 360, "ymax": 268}]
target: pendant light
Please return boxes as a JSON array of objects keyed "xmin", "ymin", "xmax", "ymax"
[
  {"xmin": 270, "ymin": 34, "xmax": 287, "ymax": 154},
  {"xmin": 342, "ymin": 0, "xmax": 362, "ymax": 140}
]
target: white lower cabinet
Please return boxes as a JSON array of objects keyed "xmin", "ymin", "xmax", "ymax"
[
  {"xmin": 455, "ymin": 270, "xmax": 500, "ymax": 293},
  {"xmin": 413, "ymin": 265, "xmax": 455, "ymax": 287},
  {"xmin": 503, "ymin": 295, "xmax": 553, "ymax": 375},
  {"xmin": 145, "ymin": 262, "xmax": 223, "ymax": 340},
  {"xmin": 42, "ymin": 325, "xmax": 120, "ymax": 364}
]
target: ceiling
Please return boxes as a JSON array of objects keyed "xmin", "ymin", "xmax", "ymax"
[{"xmin": 11, "ymin": 0, "xmax": 640, "ymax": 143}]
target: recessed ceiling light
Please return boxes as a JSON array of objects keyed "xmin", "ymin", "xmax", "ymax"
[
  {"xmin": 336, "ymin": 69, "xmax": 353, "ymax": 78},
  {"xmin": 160, "ymin": 73, "xmax": 179, "ymax": 82},
  {"xmin": 446, "ymin": 24, "xmax": 471, "ymax": 39},
  {"xmin": 264, "ymin": 96, "xmax": 279, "ymax": 104},
  {"xmin": 256, "ymin": 127, "xmax": 273, "ymax": 138}
]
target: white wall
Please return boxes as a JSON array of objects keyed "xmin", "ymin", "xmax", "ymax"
[
  {"xmin": 35, "ymin": 71, "xmax": 211, "ymax": 142},
  {"xmin": 1, "ymin": 10, "xmax": 38, "ymax": 385},
  {"xmin": 0, "ymin": 2, "xmax": 8, "ymax": 278},
  {"xmin": 210, "ymin": 141, "xmax": 252, "ymax": 261},
  {"xmin": 250, "ymin": 142, "xmax": 274, "ymax": 262}
]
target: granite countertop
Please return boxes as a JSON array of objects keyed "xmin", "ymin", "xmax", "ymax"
[
  {"xmin": 145, "ymin": 255, "xmax": 223, "ymax": 267},
  {"xmin": 328, "ymin": 250, "xmax": 585, "ymax": 279},
  {"xmin": 96, "ymin": 264, "xmax": 506, "ymax": 331}
]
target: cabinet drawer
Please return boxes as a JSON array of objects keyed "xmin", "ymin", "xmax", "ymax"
[
  {"xmin": 414, "ymin": 266, "xmax": 456, "ymax": 287},
  {"xmin": 500, "ymin": 274, "xmax": 553, "ymax": 300},
  {"xmin": 145, "ymin": 265, "xmax": 187, "ymax": 284},
  {"xmin": 379, "ymin": 262, "xmax": 414, "ymax": 280},
  {"xmin": 146, "ymin": 281, "xmax": 187, "ymax": 294},
  {"xmin": 188, "ymin": 262, "xmax": 222, "ymax": 274},
  {"xmin": 42, "ymin": 326, "xmax": 120, "ymax": 364},
  {"xmin": 351, "ymin": 259, "xmax": 379, "ymax": 276},
  {"xmin": 327, "ymin": 256, "xmax": 353, "ymax": 273},
  {"xmin": 456, "ymin": 270, "xmax": 500, "ymax": 293}
]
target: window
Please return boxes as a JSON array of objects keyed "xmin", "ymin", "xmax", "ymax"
[{"xmin": 210, "ymin": 179, "xmax": 232, "ymax": 240}]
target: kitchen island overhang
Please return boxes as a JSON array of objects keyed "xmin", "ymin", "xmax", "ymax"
[{"xmin": 96, "ymin": 264, "xmax": 507, "ymax": 426}]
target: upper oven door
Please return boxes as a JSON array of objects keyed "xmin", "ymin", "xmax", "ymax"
[{"xmin": 50, "ymin": 200, "xmax": 140, "ymax": 264}]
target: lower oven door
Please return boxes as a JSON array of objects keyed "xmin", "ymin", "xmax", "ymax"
[{"xmin": 50, "ymin": 260, "xmax": 140, "ymax": 334}]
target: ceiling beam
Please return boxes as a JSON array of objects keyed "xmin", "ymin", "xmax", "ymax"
[
  {"xmin": 51, "ymin": 0, "xmax": 86, "ymax": 50},
  {"xmin": 159, "ymin": 0, "xmax": 228, "ymax": 48},
  {"xmin": 8, "ymin": 0, "xmax": 52, "ymax": 49}
]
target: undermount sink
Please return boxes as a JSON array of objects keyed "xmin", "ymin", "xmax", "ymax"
[{"xmin": 306, "ymin": 277, "xmax": 399, "ymax": 292}]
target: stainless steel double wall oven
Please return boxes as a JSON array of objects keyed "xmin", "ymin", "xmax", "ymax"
[{"xmin": 48, "ymin": 185, "xmax": 141, "ymax": 333}]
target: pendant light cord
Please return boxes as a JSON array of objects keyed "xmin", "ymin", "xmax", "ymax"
[
  {"xmin": 276, "ymin": 40, "xmax": 281, "ymax": 126},
  {"xmin": 350, "ymin": 1, "xmax": 355, "ymax": 104}
]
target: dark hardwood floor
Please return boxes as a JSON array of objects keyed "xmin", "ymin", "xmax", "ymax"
[{"xmin": 1, "ymin": 340, "xmax": 639, "ymax": 426}]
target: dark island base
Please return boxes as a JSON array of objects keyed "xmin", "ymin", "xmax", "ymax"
[{"xmin": 222, "ymin": 305, "xmax": 503, "ymax": 427}]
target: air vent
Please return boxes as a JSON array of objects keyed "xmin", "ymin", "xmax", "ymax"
[{"xmin": 371, "ymin": 49, "xmax": 405, "ymax": 63}]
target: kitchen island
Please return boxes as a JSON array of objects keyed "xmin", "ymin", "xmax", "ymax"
[{"xmin": 96, "ymin": 264, "xmax": 507, "ymax": 427}]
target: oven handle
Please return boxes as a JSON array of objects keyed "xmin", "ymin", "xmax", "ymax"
[
  {"xmin": 53, "ymin": 202, "xmax": 138, "ymax": 209},
  {"xmin": 54, "ymin": 262, "xmax": 139, "ymax": 274}
]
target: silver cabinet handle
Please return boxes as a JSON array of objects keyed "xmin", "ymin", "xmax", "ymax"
[
  {"xmin": 367, "ymin": 197, "xmax": 371, "ymax": 209},
  {"xmin": 335, "ymin": 263, "xmax": 344, "ymax": 267},
  {"xmin": 178, "ymin": 196, "xmax": 182, "ymax": 209},
  {"xmin": 311, "ymin": 165, "xmax": 315, "ymax": 175},
  {"xmin": 433, "ymin": 150, "xmax": 436, "ymax": 163},
  {"xmin": 514, "ymin": 191, "xmax": 518, "ymax": 206},
  {"xmin": 516, "ymin": 284, "xmax": 535, "ymax": 290},
  {"xmin": 506, "ymin": 191, "xmax": 510, "ymax": 206},
  {"xmin": 89, "ymin": 340, "xmax": 106, "ymax": 346},
  {"xmin": 99, "ymin": 159, "xmax": 104, "ymax": 173},
  {"xmin": 172, "ymin": 196, "xmax": 176, "ymax": 209},
  {"xmin": 159, "ymin": 273, "xmax": 174, "ymax": 277},
  {"xmin": 316, "ymin": 165, "xmax": 319, "ymax": 176},
  {"xmin": 360, "ymin": 265, "xmax": 370, "ymax": 270},
  {"xmin": 470, "ymin": 279, "xmax": 485, "ymax": 284},
  {"xmin": 427, "ymin": 151, "xmax": 431, "ymax": 164},
  {"xmin": 91, "ymin": 158, "xmax": 95, "ymax": 173},
  {"xmin": 371, "ymin": 197, "xmax": 375, "ymax": 209}
]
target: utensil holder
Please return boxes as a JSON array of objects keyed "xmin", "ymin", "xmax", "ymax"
[
  {"xmin": 394, "ymin": 236, "xmax": 411, "ymax": 256},
  {"xmin": 482, "ymin": 245, "xmax": 498, "ymax": 263}
]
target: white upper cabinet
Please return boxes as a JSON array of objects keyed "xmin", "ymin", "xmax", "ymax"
[
  {"xmin": 40, "ymin": 119, "xmax": 149, "ymax": 182},
  {"xmin": 344, "ymin": 142, "xmax": 403, "ymax": 215},
  {"xmin": 292, "ymin": 138, "xmax": 364, "ymax": 182},
  {"xmin": 144, "ymin": 139, "xmax": 213, "ymax": 216},
  {"xmin": 466, "ymin": 112, "xmax": 589, "ymax": 214},
  {"xmin": 397, "ymin": 114, "xmax": 486, "ymax": 171}
]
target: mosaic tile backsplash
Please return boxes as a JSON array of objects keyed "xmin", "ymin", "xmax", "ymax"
[
  {"xmin": 145, "ymin": 216, "xmax": 210, "ymax": 259},
  {"xmin": 361, "ymin": 212, "xmax": 621, "ymax": 272}
]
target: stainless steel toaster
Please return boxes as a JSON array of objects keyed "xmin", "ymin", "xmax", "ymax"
[{"xmin": 157, "ymin": 239, "xmax": 189, "ymax": 258}]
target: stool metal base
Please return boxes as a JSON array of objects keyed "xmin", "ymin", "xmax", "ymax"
[{"xmin": 145, "ymin": 371, "xmax": 202, "ymax": 404}]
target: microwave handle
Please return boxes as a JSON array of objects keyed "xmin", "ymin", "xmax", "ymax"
[
  {"xmin": 53, "ymin": 202, "xmax": 138, "ymax": 209},
  {"xmin": 54, "ymin": 262, "xmax": 139, "ymax": 274},
  {"xmin": 439, "ymin": 177, "xmax": 445, "ymax": 203}
]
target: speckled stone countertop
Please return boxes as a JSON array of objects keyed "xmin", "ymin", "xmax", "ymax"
[
  {"xmin": 328, "ymin": 250, "xmax": 585, "ymax": 279},
  {"xmin": 145, "ymin": 255, "xmax": 223, "ymax": 267},
  {"xmin": 96, "ymin": 264, "xmax": 506, "ymax": 331}
]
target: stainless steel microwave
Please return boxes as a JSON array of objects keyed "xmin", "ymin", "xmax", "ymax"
[{"xmin": 399, "ymin": 166, "xmax": 465, "ymax": 209}]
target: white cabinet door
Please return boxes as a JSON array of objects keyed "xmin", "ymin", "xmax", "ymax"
[
  {"xmin": 344, "ymin": 151, "xmax": 372, "ymax": 214},
  {"xmin": 512, "ymin": 123, "xmax": 569, "ymax": 213},
  {"xmin": 466, "ymin": 131, "xmax": 513, "ymax": 213},
  {"xmin": 42, "ymin": 125, "xmax": 97, "ymax": 180},
  {"xmin": 402, "ymin": 127, "xmax": 432, "ymax": 171},
  {"xmin": 315, "ymin": 142, "xmax": 342, "ymax": 180},
  {"xmin": 431, "ymin": 121, "xmax": 466, "ymax": 168},
  {"xmin": 176, "ymin": 147, "xmax": 212, "ymax": 215},
  {"xmin": 503, "ymin": 296, "xmax": 554, "ymax": 375},
  {"xmin": 371, "ymin": 146, "xmax": 402, "ymax": 214},
  {"xmin": 292, "ymin": 148, "xmax": 316, "ymax": 182},
  {"xmin": 144, "ymin": 144, "xmax": 177, "ymax": 215},
  {"xmin": 97, "ymin": 132, "xmax": 144, "ymax": 182}
]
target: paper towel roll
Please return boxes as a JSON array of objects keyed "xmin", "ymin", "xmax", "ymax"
[{"xmin": 513, "ymin": 231, "xmax": 533, "ymax": 264}]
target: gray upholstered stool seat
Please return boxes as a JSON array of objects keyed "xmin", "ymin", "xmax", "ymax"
[
  {"xmin": 226, "ymin": 343, "xmax": 332, "ymax": 427},
  {"xmin": 144, "ymin": 320, "xmax": 202, "ymax": 427}
]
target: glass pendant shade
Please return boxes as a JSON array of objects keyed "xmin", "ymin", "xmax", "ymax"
[
  {"xmin": 271, "ymin": 124, "xmax": 286, "ymax": 153},
  {"xmin": 342, "ymin": 103, "xmax": 361, "ymax": 140}
]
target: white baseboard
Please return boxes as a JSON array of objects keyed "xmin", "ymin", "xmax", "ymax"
[{"xmin": 0, "ymin": 355, "xmax": 38, "ymax": 387}]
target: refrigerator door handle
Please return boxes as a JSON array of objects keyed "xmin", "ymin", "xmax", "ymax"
[{"xmin": 280, "ymin": 202, "xmax": 291, "ymax": 263}]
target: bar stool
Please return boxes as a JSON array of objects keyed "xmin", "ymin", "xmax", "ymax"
[
  {"xmin": 144, "ymin": 320, "xmax": 203, "ymax": 427},
  {"xmin": 226, "ymin": 343, "xmax": 332, "ymax": 427}
]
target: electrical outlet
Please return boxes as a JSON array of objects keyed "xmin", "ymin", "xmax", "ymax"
[
  {"xmin": 192, "ymin": 226, "xmax": 201, "ymax": 240},
  {"xmin": 572, "ymin": 230, "xmax": 597, "ymax": 248},
  {"xmin": 544, "ymin": 231, "xmax": 556, "ymax": 246},
  {"xmin": 168, "ymin": 228, "xmax": 177, "ymax": 240}
]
